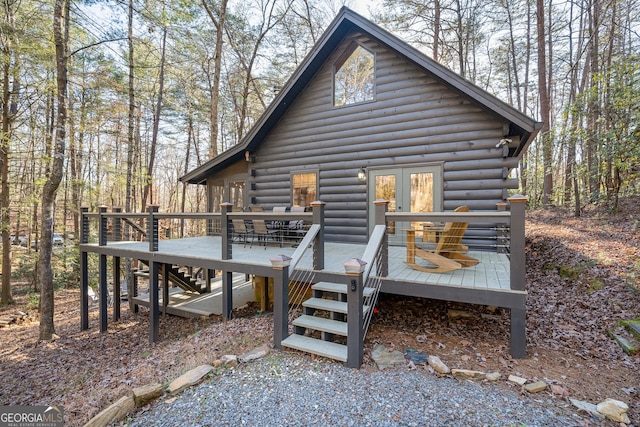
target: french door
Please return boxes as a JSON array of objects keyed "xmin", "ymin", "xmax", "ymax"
[{"xmin": 368, "ymin": 166, "xmax": 442, "ymax": 245}]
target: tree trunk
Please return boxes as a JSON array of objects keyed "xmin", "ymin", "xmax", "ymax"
[
  {"xmin": 39, "ymin": 0, "xmax": 68, "ymax": 340},
  {"xmin": 202, "ymin": 0, "xmax": 228, "ymax": 158},
  {"xmin": 537, "ymin": 0, "xmax": 552, "ymax": 207},
  {"xmin": 0, "ymin": 0, "xmax": 17, "ymax": 304},
  {"xmin": 141, "ymin": 25, "xmax": 167, "ymax": 210}
]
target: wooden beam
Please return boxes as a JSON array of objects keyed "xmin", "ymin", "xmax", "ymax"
[{"xmin": 273, "ymin": 265, "xmax": 289, "ymax": 349}]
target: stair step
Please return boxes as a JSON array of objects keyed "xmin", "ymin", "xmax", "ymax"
[
  {"xmin": 281, "ymin": 334, "xmax": 347, "ymax": 362},
  {"xmin": 302, "ymin": 298, "xmax": 370, "ymax": 315},
  {"xmin": 292, "ymin": 315, "xmax": 347, "ymax": 336},
  {"xmin": 312, "ymin": 282, "xmax": 375, "ymax": 297}
]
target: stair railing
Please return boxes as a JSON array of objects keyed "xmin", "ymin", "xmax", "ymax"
[
  {"xmin": 359, "ymin": 224, "xmax": 386, "ymax": 337},
  {"xmin": 287, "ymin": 224, "xmax": 320, "ymax": 320}
]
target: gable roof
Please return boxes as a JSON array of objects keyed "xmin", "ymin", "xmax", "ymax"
[{"xmin": 182, "ymin": 7, "xmax": 542, "ymax": 185}]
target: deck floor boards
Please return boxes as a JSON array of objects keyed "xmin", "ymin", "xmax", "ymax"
[{"xmin": 86, "ymin": 236, "xmax": 511, "ymax": 292}]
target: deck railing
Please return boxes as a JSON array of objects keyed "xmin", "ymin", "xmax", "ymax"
[{"xmin": 374, "ymin": 195, "xmax": 528, "ymax": 358}]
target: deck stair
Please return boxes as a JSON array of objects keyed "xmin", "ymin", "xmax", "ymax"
[
  {"xmin": 281, "ymin": 281, "xmax": 375, "ymax": 362},
  {"xmin": 138, "ymin": 260, "xmax": 204, "ymax": 294}
]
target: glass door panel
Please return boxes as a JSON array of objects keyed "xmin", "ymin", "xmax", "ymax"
[{"xmin": 368, "ymin": 166, "xmax": 442, "ymax": 245}]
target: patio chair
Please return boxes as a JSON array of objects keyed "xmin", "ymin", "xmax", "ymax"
[
  {"xmin": 287, "ymin": 206, "xmax": 307, "ymax": 243},
  {"xmin": 232, "ymin": 219, "xmax": 252, "ymax": 246},
  {"xmin": 251, "ymin": 219, "xmax": 280, "ymax": 249},
  {"xmin": 405, "ymin": 205, "xmax": 479, "ymax": 273}
]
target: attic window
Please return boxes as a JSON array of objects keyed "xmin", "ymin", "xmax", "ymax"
[{"xmin": 333, "ymin": 44, "xmax": 375, "ymax": 106}]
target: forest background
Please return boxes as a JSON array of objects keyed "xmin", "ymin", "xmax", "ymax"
[{"xmin": 0, "ymin": 0, "xmax": 638, "ymax": 339}]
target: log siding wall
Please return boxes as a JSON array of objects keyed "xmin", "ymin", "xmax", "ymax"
[{"xmin": 249, "ymin": 33, "xmax": 516, "ymax": 243}]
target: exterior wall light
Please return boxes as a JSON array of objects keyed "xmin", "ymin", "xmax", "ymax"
[{"xmin": 357, "ymin": 167, "xmax": 367, "ymax": 182}]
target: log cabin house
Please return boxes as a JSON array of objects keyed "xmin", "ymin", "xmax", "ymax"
[{"xmin": 80, "ymin": 8, "xmax": 541, "ymax": 368}]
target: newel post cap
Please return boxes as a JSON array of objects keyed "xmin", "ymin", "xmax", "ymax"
[
  {"xmin": 507, "ymin": 194, "xmax": 528, "ymax": 203},
  {"xmin": 270, "ymin": 255, "xmax": 292, "ymax": 270},
  {"xmin": 344, "ymin": 258, "xmax": 367, "ymax": 275}
]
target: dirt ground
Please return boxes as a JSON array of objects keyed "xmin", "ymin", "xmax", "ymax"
[{"xmin": 1, "ymin": 200, "xmax": 639, "ymax": 426}]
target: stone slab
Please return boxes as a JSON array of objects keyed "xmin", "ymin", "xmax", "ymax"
[
  {"xmin": 84, "ymin": 394, "xmax": 135, "ymax": 427},
  {"xmin": 167, "ymin": 365, "xmax": 214, "ymax": 396},
  {"xmin": 132, "ymin": 383, "xmax": 164, "ymax": 407}
]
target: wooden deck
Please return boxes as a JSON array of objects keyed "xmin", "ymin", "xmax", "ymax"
[{"xmin": 84, "ymin": 236, "xmax": 511, "ymax": 292}]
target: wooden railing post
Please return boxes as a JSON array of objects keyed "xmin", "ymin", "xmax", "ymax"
[
  {"xmin": 508, "ymin": 195, "xmax": 527, "ymax": 291},
  {"xmin": 311, "ymin": 200, "xmax": 325, "ymax": 270},
  {"xmin": 148, "ymin": 205, "xmax": 159, "ymax": 252},
  {"xmin": 374, "ymin": 199, "xmax": 389, "ymax": 277},
  {"xmin": 345, "ymin": 259, "xmax": 365, "ymax": 369},
  {"xmin": 80, "ymin": 207, "xmax": 89, "ymax": 331},
  {"xmin": 220, "ymin": 203, "xmax": 233, "ymax": 260},
  {"xmin": 271, "ymin": 256, "xmax": 291, "ymax": 349},
  {"xmin": 508, "ymin": 194, "xmax": 528, "ymax": 359}
]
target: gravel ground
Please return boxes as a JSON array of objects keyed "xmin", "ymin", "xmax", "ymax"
[{"xmin": 126, "ymin": 352, "xmax": 587, "ymax": 427}]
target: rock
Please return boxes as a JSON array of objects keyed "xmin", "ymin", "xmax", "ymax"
[
  {"xmin": 220, "ymin": 354, "xmax": 238, "ymax": 367},
  {"xmin": 427, "ymin": 355, "xmax": 450, "ymax": 374},
  {"xmin": 596, "ymin": 398, "xmax": 630, "ymax": 424},
  {"xmin": 211, "ymin": 359, "xmax": 223, "ymax": 368},
  {"xmin": 239, "ymin": 344, "xmax": 270, "ymax": 363},
  {"xmin": 550, "ymin": 384, "xmax": 570, "ymax": 397},
  {"xmin": 167, "ymin": 365, "xmax": 214, "ymax": 396},
  {"xmin": 570, "ymin": 398, "xmax": 605, "ymax": 420},
  {"xmin": 507, "ymin": 375, "xmax": 527, "ymax": 386},
  {"xmin": 84, "ymin": 394, "xmax": 135, "ymax": 427},
  {"xmin": 132, "ymin": 383, "xmax": 163, "ymax": 407},
  {"xmin": 485, "ymin": 372, "xmax": 501, "ymax": 381},
  {"xmin": 451, "ymin": 369, "xmax": 485, "ymax": 380},
  {"xmin": 371, "ymin": 345, "xmax": 405, "ymax": 370},
  {"xmin": 524, "ymin": 380, "xmax": 547, "ymax": 393},
  {"xmin": 415, "ymin": 334, "xmax": 428, "ymax": 343},
  {"xmin": 405, "ymin": 349, "xmax": 428, "ymax": 365}
]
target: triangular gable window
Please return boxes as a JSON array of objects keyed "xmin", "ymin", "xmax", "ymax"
[{"xmin": 333, "ymin": 43, "xmax": 375, "ymax": 106}]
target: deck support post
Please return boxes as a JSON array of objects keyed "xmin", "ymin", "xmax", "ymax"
[
  {"xmin": 149, "ymin": 261, "xmax": 160, "ymax": 342},
  {"xmin": 346, "ymin": 267, "xmax": 364, "ymax": 368},
  {"xmin": 112, "ymin": 207, "xmax": 122, "ymax": 321},
  {"xmin": 98, "ymin": 206, "xmax": 108, "ymax": 333},
  {"xmin": 272, "ymin": 264, "xmax": 290, "ymax": 349},
  {"xmin": 510, "ymin": 306, "xmax": 526, "ymax": 358},
  {"xmin": 222, "ymin": 270, "xmax": 233, "ymax": 320},
  {"xmin": 162, "ymin": 263, "xmax": 170, "ymax": 315},
  {"xmin": 508, "ymin": 195, "xmax": 528, "ymax": 358},
  {"xmin": 148, "ymin": 205, "xmax": 159, "ymax": 252},
  {"xmin": 310, "ymin": 201, "xmax": 325, "ymax": 270},
  {"xmin": 113, "ymin": 257, "xmax": 121, "ymax": 321},
  {"xmin": 80, "ymin": 207, "xmax": 90, "ymax": 330},
  {"xmin": 374, "ymin": 199, "xmax": 389, "ymax": 277}
]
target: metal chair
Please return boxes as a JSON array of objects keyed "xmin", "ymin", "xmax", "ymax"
[{"xmin": 251, "ymin": 219, "xmax": 280, "ymax": 249}]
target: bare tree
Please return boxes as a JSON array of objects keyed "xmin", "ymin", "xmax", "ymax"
[
  {"xmin": 39, "ymin": 0, "xmax": 68, "ymax": 340},
  {"xmin": 202, "ymin": 0, "xmax": 229, "ymax": 158}
]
